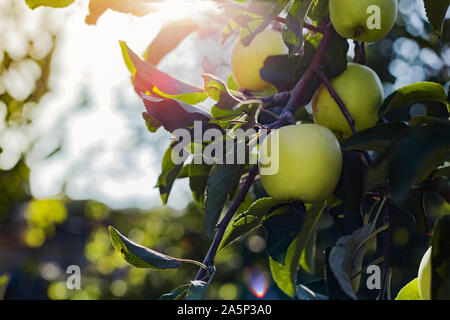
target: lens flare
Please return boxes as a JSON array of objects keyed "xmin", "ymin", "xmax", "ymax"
[{"xmin": 244, "ymin": 267, "xmax": 269, "ymax": 298}]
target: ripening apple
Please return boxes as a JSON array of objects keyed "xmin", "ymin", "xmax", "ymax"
[
  {"xmin": 312, "ymin": 63, "xmax": 384, "ymax": 139},
  {"xmin": 258, "ymin": 124, "xmax": 343, "ymax": 203},
  {"xmin": 418, "ymin": 246, "xmax": 432, "ymax": 300},
  {"xmin": 231, "ymin": 29, "xmax": 288, "ymax": 92},
  {"xmin": 329, "ymin": 0, "xmax": 398, "ymax": 42}
]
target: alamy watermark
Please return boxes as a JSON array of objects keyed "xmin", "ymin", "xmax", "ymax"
[
  {"xmin": 170, "ymin": 121, "xmax": 280, "ymax": 175},
  {"xmin": 66, "ymin": 265, "xmax": 81, "ymax": 290}
]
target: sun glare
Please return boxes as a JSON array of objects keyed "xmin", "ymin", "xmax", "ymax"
[{"xmin": 153, "ymin": 0, "xmax": 216, "ymax": 21}]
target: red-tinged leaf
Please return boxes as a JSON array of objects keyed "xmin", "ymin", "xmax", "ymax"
[
  {"xmin": 202, "ymin": 74, "xmax": 241, "ymax": 110},
  {"xmin": 143, "ymin": 19, "xmax": 199, "ymax": 66},
  {"xmin": 86, "ymin": 0, "xmax": 156, "ymax": 25},
  {"xmin": 141, "ymin": 94, "xmax": 219, "ymax": 133},
  {"xmin": 120, "ymin": 41, "xmax": 206, "ymax": 104}
]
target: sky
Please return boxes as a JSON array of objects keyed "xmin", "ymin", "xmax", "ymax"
[{"xmin": 19, "ymin": 0, "xmax": 219, "ymax": 210}]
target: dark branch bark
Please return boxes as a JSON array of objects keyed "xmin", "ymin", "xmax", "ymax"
[
  {"xmin": 194, "ymin": 165, "xmax": 258, "ymax": 280},
  {"xmin": 315, "ymin": 68, "xmax": 357, "ymax": 134}
]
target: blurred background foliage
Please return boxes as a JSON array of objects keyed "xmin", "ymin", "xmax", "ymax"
[{"xmin": 0, "ymin": 0, "xmax": 449, "ymax": 300}]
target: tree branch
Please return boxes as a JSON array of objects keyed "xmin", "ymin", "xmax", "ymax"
[
  {"xmin": 194, "ymin": 165, "xmax": 258, "ymax": 280},
  {"xmin": 315, "ymin": 68, "xmax": 357, "ymax": 134},
  {"xmin": 315, "ymin": 66, "xmax": 373, "ymax": 165},
  {"xmin": 284, "ymin": 23, "xmax": 336, "ymax": 114},
  {"xmin": 193, "ymin": 23, "xmax": 361, "ymax": 284}
]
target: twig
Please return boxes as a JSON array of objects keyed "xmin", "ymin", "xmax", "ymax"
[
  {"xmin": 315, "ymin": 67, "xmax": 373, "ymax": 165},
  {"xmin": 285, "ymin": 23, "xmax": 335, "ymax": 114},
  {"xmin": 194, "ymin": 165, "xmax": 258, "ymax": 280},
  {"xmin": 259, "ymin": 91, "xmax": 291, "ymax": 104},
  {"xmin": 303, "ymin": 22, "xmax": 328, "ymax": 33},
  {"xmin": 259, "ymin": 108, "xmax": 283, "ymax": 121},
  {"xmin": 193, "ymin": 23, "xmax": 347, "ymax": 284},
  {"xmin": 315, "ymin": 68, "xmax": 357, "ymax": 134}
]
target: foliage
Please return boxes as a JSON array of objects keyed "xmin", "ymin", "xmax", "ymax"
[{"xmin": 3, "ymin": 0, "xmax": 449, "ymax": 301}]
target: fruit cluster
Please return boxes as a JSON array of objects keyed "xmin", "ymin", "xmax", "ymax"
[{"xmin": 230, "ymin": 0, "xmax": 398, "ymax": 204}]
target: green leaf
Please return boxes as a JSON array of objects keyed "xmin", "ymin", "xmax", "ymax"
[
  {"xmin": 269, "ymin": 202, "xmax": 327, "ymax": 298},
  {"xmin": 331, "ymin": 151, "xmax": 366, "ymax": 235},
  {"xmin": 367, "ymin": 121, "xmax": 450, "ymax": 202},
  {"xmin": 431, "ymin": 215, "xmax": 450, "ymax": 300},
  {"xmin": 296, "ymin": 284, "xmax": 328, "ymax": 300},
  {"xmin": 432, "ymin": 165, "xmax": 450, "ymax": 179},
  {"xmin": 222, "ymin": 1, "xmax": 291, "ymax": 46},
  {"xmin": 25, "ymin": 0, "xmax": 75, "ymax": 9},
  {"xmin": 219, "ymin": 197, "xmax": 286, "ymax": 251},
  {"xmin": 160, "ymin": 284, "xmax": 190, "ymax": 300},
  {"xmin": 260, "ymin": 54, "xmax": 305, "ymax": 92},
  {"xmin": 342, "ymin": 122, "xmax": 410, "ymax": 152},
  {"xmin": 320, "ymin": 33, "xmax": 349, "ymax": 79},
  {"xmin": 325, "ymin": 247, "xmax": 354, "ymax": 300},
  {"xmin": 308, "ymin": 0, "xmax": 329, "ymax": 21},
  {"xmin": 0, "ymin": 274, "xmax": 9, "ymax": 300},
  {"xmin": 227, "ymin": 75, "xmax": 240, "ymax": 91},
  {"xmin": 299, "ymin": 230, "xmax": 317, "ymax": 274},
  {"xmin": 189, "ymin": 163, "xmax": 212, "ymax": 208},
  {"xmin": 157, "ymin": 143, "xmax": 184, "ymax": 205},
  {"xmin": 186, "ymin": 280, "xmax": 209, "ymax": 300},
  {"xmin": 379, "ymin": 82, "xmax": 448, "ymax": 116},
  {"xmin": 204, "ymin": 164, "xmax": 245, "ymax": 238},
  {"xmin": 395, "ymin": 278, "xmax": 421, "ymax": 300},
  {"xmin": 202, "ymin": 74, "xmax": 240, "ymax": 110},
  {"xmin": 328, "ymin": 224, "xmax": 374, "ymax": 299},
  {"xmin": 282, "ymin": 0, "xmax": 314, "ymax": 54},
  {"xmin": 400, "ymin": 188, "xmax": 430, "ymax": 234},
  {"xmin": 423, "ymin": 0, "xmax": 450, "ymax": 36},
  {"xmin": 109, "ymin": 226, "xmax": 182, "ymax": 269},
  {"xmin": 263, "ymin": 202, "xmax": 306, "ymax": 264}
]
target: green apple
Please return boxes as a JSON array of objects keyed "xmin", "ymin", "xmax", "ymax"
[
  {"xmin": 258, "ymin": 124, "xmax": 343, "ymax": 203},
  {"xmin": 312, "ymin": 63, "xmax": 384, "ymax": 139},
  {"xmin": 329, "ymin": 0, "xmax": 398, "ymax": 42},
  {"xmin": 418, "ymin": 246, "xmax": 432, "ymax": 300},
  {"xmin": 231, "ymin": 29, "xmax": 288, "ymax": 92}
]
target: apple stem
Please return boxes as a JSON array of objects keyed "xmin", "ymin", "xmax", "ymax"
[{"xmin": 353, "ymin": 41, "xmax": 366, "ymax": 65}]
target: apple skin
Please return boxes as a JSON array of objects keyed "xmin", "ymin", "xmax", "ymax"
[
  {"xmin": 312, "ymin": 63, "xmax": 384, "ymax": 139},
  {"xmin": 231, "ymin": 29, "xmax": 288, "ymax": 92},
  {"xmin": 418, "ymin": 246, "xmax": 432, "ymax": 300},
  {"xmin": 258, "ymin": 124, "xmax": 343, "ymax": 203},
  {"xmin": 329, "ymin": 0, "xmax": 398, "ymax": 42}
]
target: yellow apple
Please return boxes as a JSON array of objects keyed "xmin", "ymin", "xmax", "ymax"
[
  {"xmin": 258, "ymin": 124, "xmax": 343, "ymax": 203},
  {"xmin": 312, "ymin": 63, "xmax": 384, "ymax": 139},
  {"xmin": 418, "ymin": 246, "xmax": 432, "ymax": 300},
  {"xmin": 231, "ymin": 29, "xmax": 288, "ymax": 92},
  {"xmin": 329, "ymin": 0, "xmax": 398, "ymax": 42}
]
